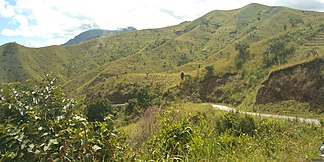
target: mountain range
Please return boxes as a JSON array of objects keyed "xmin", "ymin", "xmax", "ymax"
[{"xmin": 0, "ymin": 3, "xmax": 323, "ymax": 105}]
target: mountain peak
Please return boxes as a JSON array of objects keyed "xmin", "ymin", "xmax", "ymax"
[{"xmin": 63, "ymin": 27, "xmax": 136, "ymax": 46}]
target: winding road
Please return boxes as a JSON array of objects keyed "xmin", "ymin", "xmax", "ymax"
[{"xmin": 211, "ymin": 104, "xmax": 321, "ymax": 125}]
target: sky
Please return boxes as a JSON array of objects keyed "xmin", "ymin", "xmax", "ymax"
[{"xmin": 1, "ymin": 0, "xmax": 324, "ymax": 47}]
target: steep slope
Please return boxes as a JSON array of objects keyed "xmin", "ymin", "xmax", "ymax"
[
  {"xmin": 256, "ymin": 58, "xmax": 324, "ymax": 104},
  {"xmin": 63, "ymin": 27, "xmax": 136, "ymax": 46}
]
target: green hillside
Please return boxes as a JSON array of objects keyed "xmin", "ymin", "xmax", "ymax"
[
  {"xmin": 0, "ymin": 3, "xmax": 323, "ymax": 105},
  {"xmin": 66, "ymin": 4, "xmax": 324, "ymax": 94},
  {"xmin": 1, "ymin": 3, "xmax": 324, "ymax": 161}
]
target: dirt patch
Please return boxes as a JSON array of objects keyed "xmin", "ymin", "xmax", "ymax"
[{"xmin": 256, "ymin": 58, "xmax": 324, "ymax": 105}]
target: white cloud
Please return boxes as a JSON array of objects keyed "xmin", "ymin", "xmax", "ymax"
[
  {"xmin": 44, "ymin": 38, "xmax": 69, "ymax": 47},
  {"xmin": 274, "ymin": 0, "xmax": 324, "ymax": 11},
  {"xmin": 0, "ymin": 0, "xmax": 15, "ymax": 17},
  {"xmin": 26, "ymin": 40, "xmax": 43, "ymax": 48},
  {"xmin": 1, "ymin": 28, "xmax": 16, "ymax": 36},
  {"xmin": 0, "ymin": 0, "xmax": 323, "ymax": 47}
]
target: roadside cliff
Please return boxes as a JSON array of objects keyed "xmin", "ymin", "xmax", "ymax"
[{"xmin": 256, "ymin": 58, "xmax": 324, "ymax": 105}]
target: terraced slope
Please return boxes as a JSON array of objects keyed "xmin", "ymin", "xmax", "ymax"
[{"xmin": 305, "ymin": 32, "xmax": 324, "ymax": 47}]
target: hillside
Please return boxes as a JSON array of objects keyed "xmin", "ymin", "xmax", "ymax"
[
  {"xmin": 2, "ymin": 3, "xmax": 324, "ymax": 161},
  {"xmin": 63, "ymin": 27, "xmax": 136, "ymax": 46},
  {"xmin": 0, "ymin": 3, "xmax": 323, "ymax": 106},
  {"xmin": 256, "ymin": 58, "xmax": 324, "ymax": 105},
  {"xmin": 0, "ymin": 43, "xmax": 29, "ymax": 83}
]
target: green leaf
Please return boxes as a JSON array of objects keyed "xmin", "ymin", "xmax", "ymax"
[
  {"xmin": 49, "ymin": 139, "xmax": 58, "ymax": 145},
  {"xmin": 27, "ymin": 144, "xmax": 34, "ymax": 153},
  {"xmin": 92, "ymin": 145, "xmax": 102, "ymax": 152}
]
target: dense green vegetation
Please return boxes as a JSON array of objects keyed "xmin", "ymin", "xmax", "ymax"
[
  {"xmin": 138, "ymin": 106, "xmax": 322, "ymax": 161},
  {"xmin": 0, "ymin": 75, "xmax": 132, "ymax": 161}
]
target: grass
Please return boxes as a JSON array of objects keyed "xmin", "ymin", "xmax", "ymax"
[
  {"xmin": 251, "ymin": 100, "xmax": 324, "ymax": 118},
  {"xmin": 119, "ymin": 102, "xmax": 323, "ymax": 161},
  {"xmin": 120, "ymin": 102, "xmax": 215, "ymax": 148}
]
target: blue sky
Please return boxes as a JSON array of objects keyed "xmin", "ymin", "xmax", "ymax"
[{"xmin": 1, "ymin": 0, "xmax": 324, "ymax": 47}]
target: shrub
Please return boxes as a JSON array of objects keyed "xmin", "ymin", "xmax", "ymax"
[
  {"xmin": 85, "ymin": 99, "xmax": 115, "ymax": 122},
  {"xmin": 216, "ymin": 112, "xmax": 256, "ymax": 136},
  {"xmin": 235, "ymin": 43, "xmax": 250, "ymax": 69},
  {"xmin": 263, "ymin": 38, "xmax": 295, "ymax": 67},
  {"xmin": 204, "ymin": 65, "xmax": 214, "ymax": 79},
  {"xmin": 145, "ymin": 111, "xmax": 203, "ymax": 161},
  {"xmin": 124, "ymin": 83, "xmax": 165, "ymax": 118},
  {"xmin": 0, "ymin": 74, "xmax": 132, "ymax": 161}
]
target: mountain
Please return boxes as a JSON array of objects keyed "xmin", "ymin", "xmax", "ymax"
[
  {"xmin": 63, "ymin": 27, "xmax": 136, "ymax": 46},
  {"xmin": 0, "ymin": 3, "xmax": 323, "ymax": 105}
]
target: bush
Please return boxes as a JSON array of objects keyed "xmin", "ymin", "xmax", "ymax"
[
  {"xmin": 216, "ymin": 112, "xmax": 256, "ymax": 136},
  {"xmin": 235, "ymin": 43, "xmax": 250, "ymax": 69},
  {"xmin": 124, "ymin": 84, "xmax": 165, "ymax": 118},
  {"xmin": 263, "ymin": 38, "xmax": 295, "ymax": 67},
  {"xmin": 85, "ymin": 99, "xmax": 115, "ymax": 122},
  {"xmin": 170, "ymin": 76, "xmax": 201, "ymax": 102},
  {"xmin": 145, "ymin": 111, "xmax": 202, "ymax": 160},
  {"xmin": 125, "ymin": 98, "xmax": 140, "ymax": 116},
  {"xmin": 204, "ymin": 65, "xmax": 214, "ymax": 79},
  {"xmin": 0, "ymin": 75, "xmax": 132, "ymax": 161}
]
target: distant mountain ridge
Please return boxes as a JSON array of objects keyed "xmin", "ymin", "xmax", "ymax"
[{"xmin": 63, "ymin": 27, "xmax": 136, "ymax": 46}]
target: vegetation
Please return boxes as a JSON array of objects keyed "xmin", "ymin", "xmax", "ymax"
[
  {"xmin": 130, "ymin": 103, "xmax": 322, "ymax": 161},
  {"xmin": 0, "ymin": 72, "xmax": 323, "ymax": 161},
  {"xmin": 263, "ymin": 38, "xmax": 296, "ymax": 67},
  {"xmin": 85, "ymin": 99, "xmax": 115, "ymax": 122},
  {"xmin": 235, "ymin": 43, "xmax": 250, "ymax": 69},
  {"xmin": 0, "ymin": 75, "xmax": 132, "ymax": 161},
  {"xmin": 0, "ymin": 3, "xmax": 324, "ymax": 161},
  {"xmin": 1, "ymin": 3, "xmax": 323, "ymax": 97},
  {"xmin": 203, "ymin": 65, "xmax": 214, "ymax": 79}
]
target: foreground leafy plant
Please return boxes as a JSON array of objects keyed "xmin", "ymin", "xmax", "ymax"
[{"xmin": 0, "ymin": 74, "xmax": 132, "ymax": 161}]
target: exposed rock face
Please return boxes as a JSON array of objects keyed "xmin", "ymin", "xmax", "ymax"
[
  {"xmin": 199, "ymin": 73, "xmax": 237, "ymax": 101},
  {"xmin": 256, "ymin": 58, "xmax": 324, "ymax": 104},
  {"xmin": 199, "ymin": 73, "xmax": 247, "ymax": 105}
]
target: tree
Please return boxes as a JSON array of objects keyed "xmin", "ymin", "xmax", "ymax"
[
  {"xmin": 85, "ymin": 99, "xmax": 115, "ymax": 122},
  {"xmin": 177, "ymin": 54, "xmax": 189, "ymax": 66},
  {"xmin": 124, "ymin": 84, "xmax": 163, "ymax": 118},
  {"xmin": 180, "ymin": 71, "xmax": 185, "ymax": 80},
  {"xmin": 204, "ymin": 65, "xmax": 214, "ymax": 79},
  {"xmin": 235, "ymin": 43, "xmax": 250, "ymax": 69},
  {"xmin": 263, "ymin": 39, "xmax": 295, "ymax": 67}
]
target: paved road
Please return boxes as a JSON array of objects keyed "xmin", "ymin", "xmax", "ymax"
[{"xmin": 211, "ymin": 104, "xmax": 321, "ymax": 125}]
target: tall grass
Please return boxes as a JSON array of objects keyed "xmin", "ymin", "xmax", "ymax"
[{"xmin": 121, "ymin": 103, "xmax": 323, "ymax": 161}]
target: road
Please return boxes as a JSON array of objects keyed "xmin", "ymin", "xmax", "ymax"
[{"xmin": 211, "ymin": 104, "xmax": 321, "ymax": 125}]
